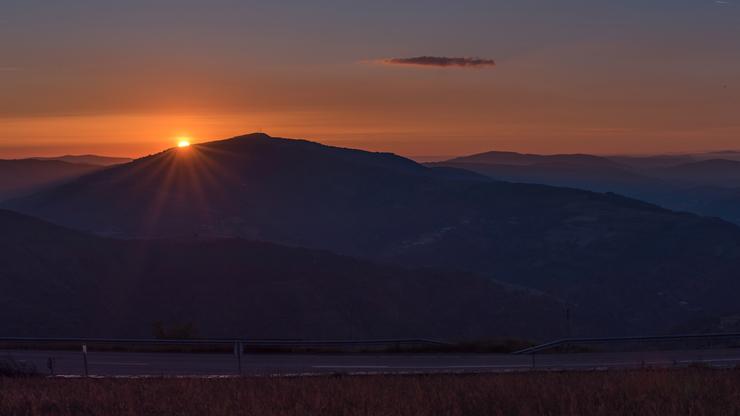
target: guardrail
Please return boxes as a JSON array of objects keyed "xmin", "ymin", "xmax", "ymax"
[
  {"xmin": 2, "ymin": 335, "xmax": 739, "ymax": 376},
  {"xmin": 514, "ymin": 332, "xmax": 740, "ymax": 355},
  {"xmin": 0, "ymin": 337, "xmax": 450, "ymax": 347},
  {"xmin": 0, "ymin": 337, "xmax": 453, "ymax": 376}
]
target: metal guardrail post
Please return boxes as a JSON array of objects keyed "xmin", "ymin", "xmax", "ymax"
[
  {"xmin": 235, "ymin": 341, "xmax": 243, "ymax": 375},
  {"xmin": 47, "ymin": 357, "xmax": 55, "ymax": 376},
  {"xmin": 82, "ymin": 344, "xmax": 89, "ymax": 377}
]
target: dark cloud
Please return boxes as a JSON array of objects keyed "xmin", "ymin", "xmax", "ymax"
[{"xmin": 383, "ymin": 56, "xmax": 496, "ymax": 69}]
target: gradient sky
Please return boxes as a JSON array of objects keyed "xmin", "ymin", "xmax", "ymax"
[{"xmin": 1, "ymin": 0, "xmax": 739, "ymax": 158}]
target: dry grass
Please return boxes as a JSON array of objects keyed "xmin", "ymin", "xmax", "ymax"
[{"xmin": 2, "ymin": 369, "xmax": 740, "ymax": 415}]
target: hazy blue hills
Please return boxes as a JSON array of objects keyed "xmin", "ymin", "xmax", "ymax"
[
  {"xmin": 7, "ymin": 133, "xmax": 740, "ymax": 336},
  {"xmin": 655, "ymin": 159, "xmax": 740, "ymax": 187},
  {"xmin": 431, "ymin": 150, "xmax": 740, "ymax": 225},
  {"xmin": 446, "ymin": 150, "xmax": 621, "ymax": 168}
]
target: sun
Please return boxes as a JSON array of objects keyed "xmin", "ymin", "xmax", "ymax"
[{"xmin": 177, "ymin": 138, "xmax": 191, "ymax": 148}]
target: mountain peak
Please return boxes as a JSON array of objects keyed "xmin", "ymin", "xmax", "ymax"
[
  {"xmin": 230, "ymin": 132, "xmax": 273, "ymax": 141},
  {"xmin": 196, "ymin": 132, "xmax": 273, "ymax": 149}
]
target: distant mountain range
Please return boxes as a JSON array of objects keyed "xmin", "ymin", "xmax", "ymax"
[
  {"xmin": 0, "ymin": 159, "xmax": 103, "ymax": 201},
  {"xmin": 6, "ymin": 133, "xmax": 740, "ymax": 337},
  {"xmin": 31, "ymin": 154, "xmax": 133, "ymax": 166},
  {"xmin": 0, "ymin": 209, "xmax": 565, "ymax": 339},
  {"xmin": 431, "ymin": 150, "xmax": 740, "ymax": 224},
  {"xmin": 0, "ymin": 155, "xmax": 131, "ymax": 201},
  {"xmin": 657, "ymin": 159, "xmax": 740, "ymax": 188}
]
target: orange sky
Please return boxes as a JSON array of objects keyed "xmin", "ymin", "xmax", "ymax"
[{"xmin": 2, "ymin": 1, "xmax": 739, "ymax": 159}]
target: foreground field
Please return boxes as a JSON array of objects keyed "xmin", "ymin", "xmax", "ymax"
[{"xmin": 1, "ymin": 369, "xmax": 740, "ymax": 415}]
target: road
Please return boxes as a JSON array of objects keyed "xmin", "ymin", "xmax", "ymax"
[{"xmin": 3, "ymin": 349, "xmax": 740, "ymax": 377}]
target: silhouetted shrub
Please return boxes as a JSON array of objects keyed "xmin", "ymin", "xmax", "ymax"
[
  {"xmin": 152, "ymin": 321, "xmax": 199, "ymax": 340},
  {"xmin": 0, "ymin": 357, "xmax": 37, "ymax": 377}
]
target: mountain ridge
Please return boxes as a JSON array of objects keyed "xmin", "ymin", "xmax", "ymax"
[{"xmin": 7, "ymin": 133, "xmax": 740, "ymax": 336}]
